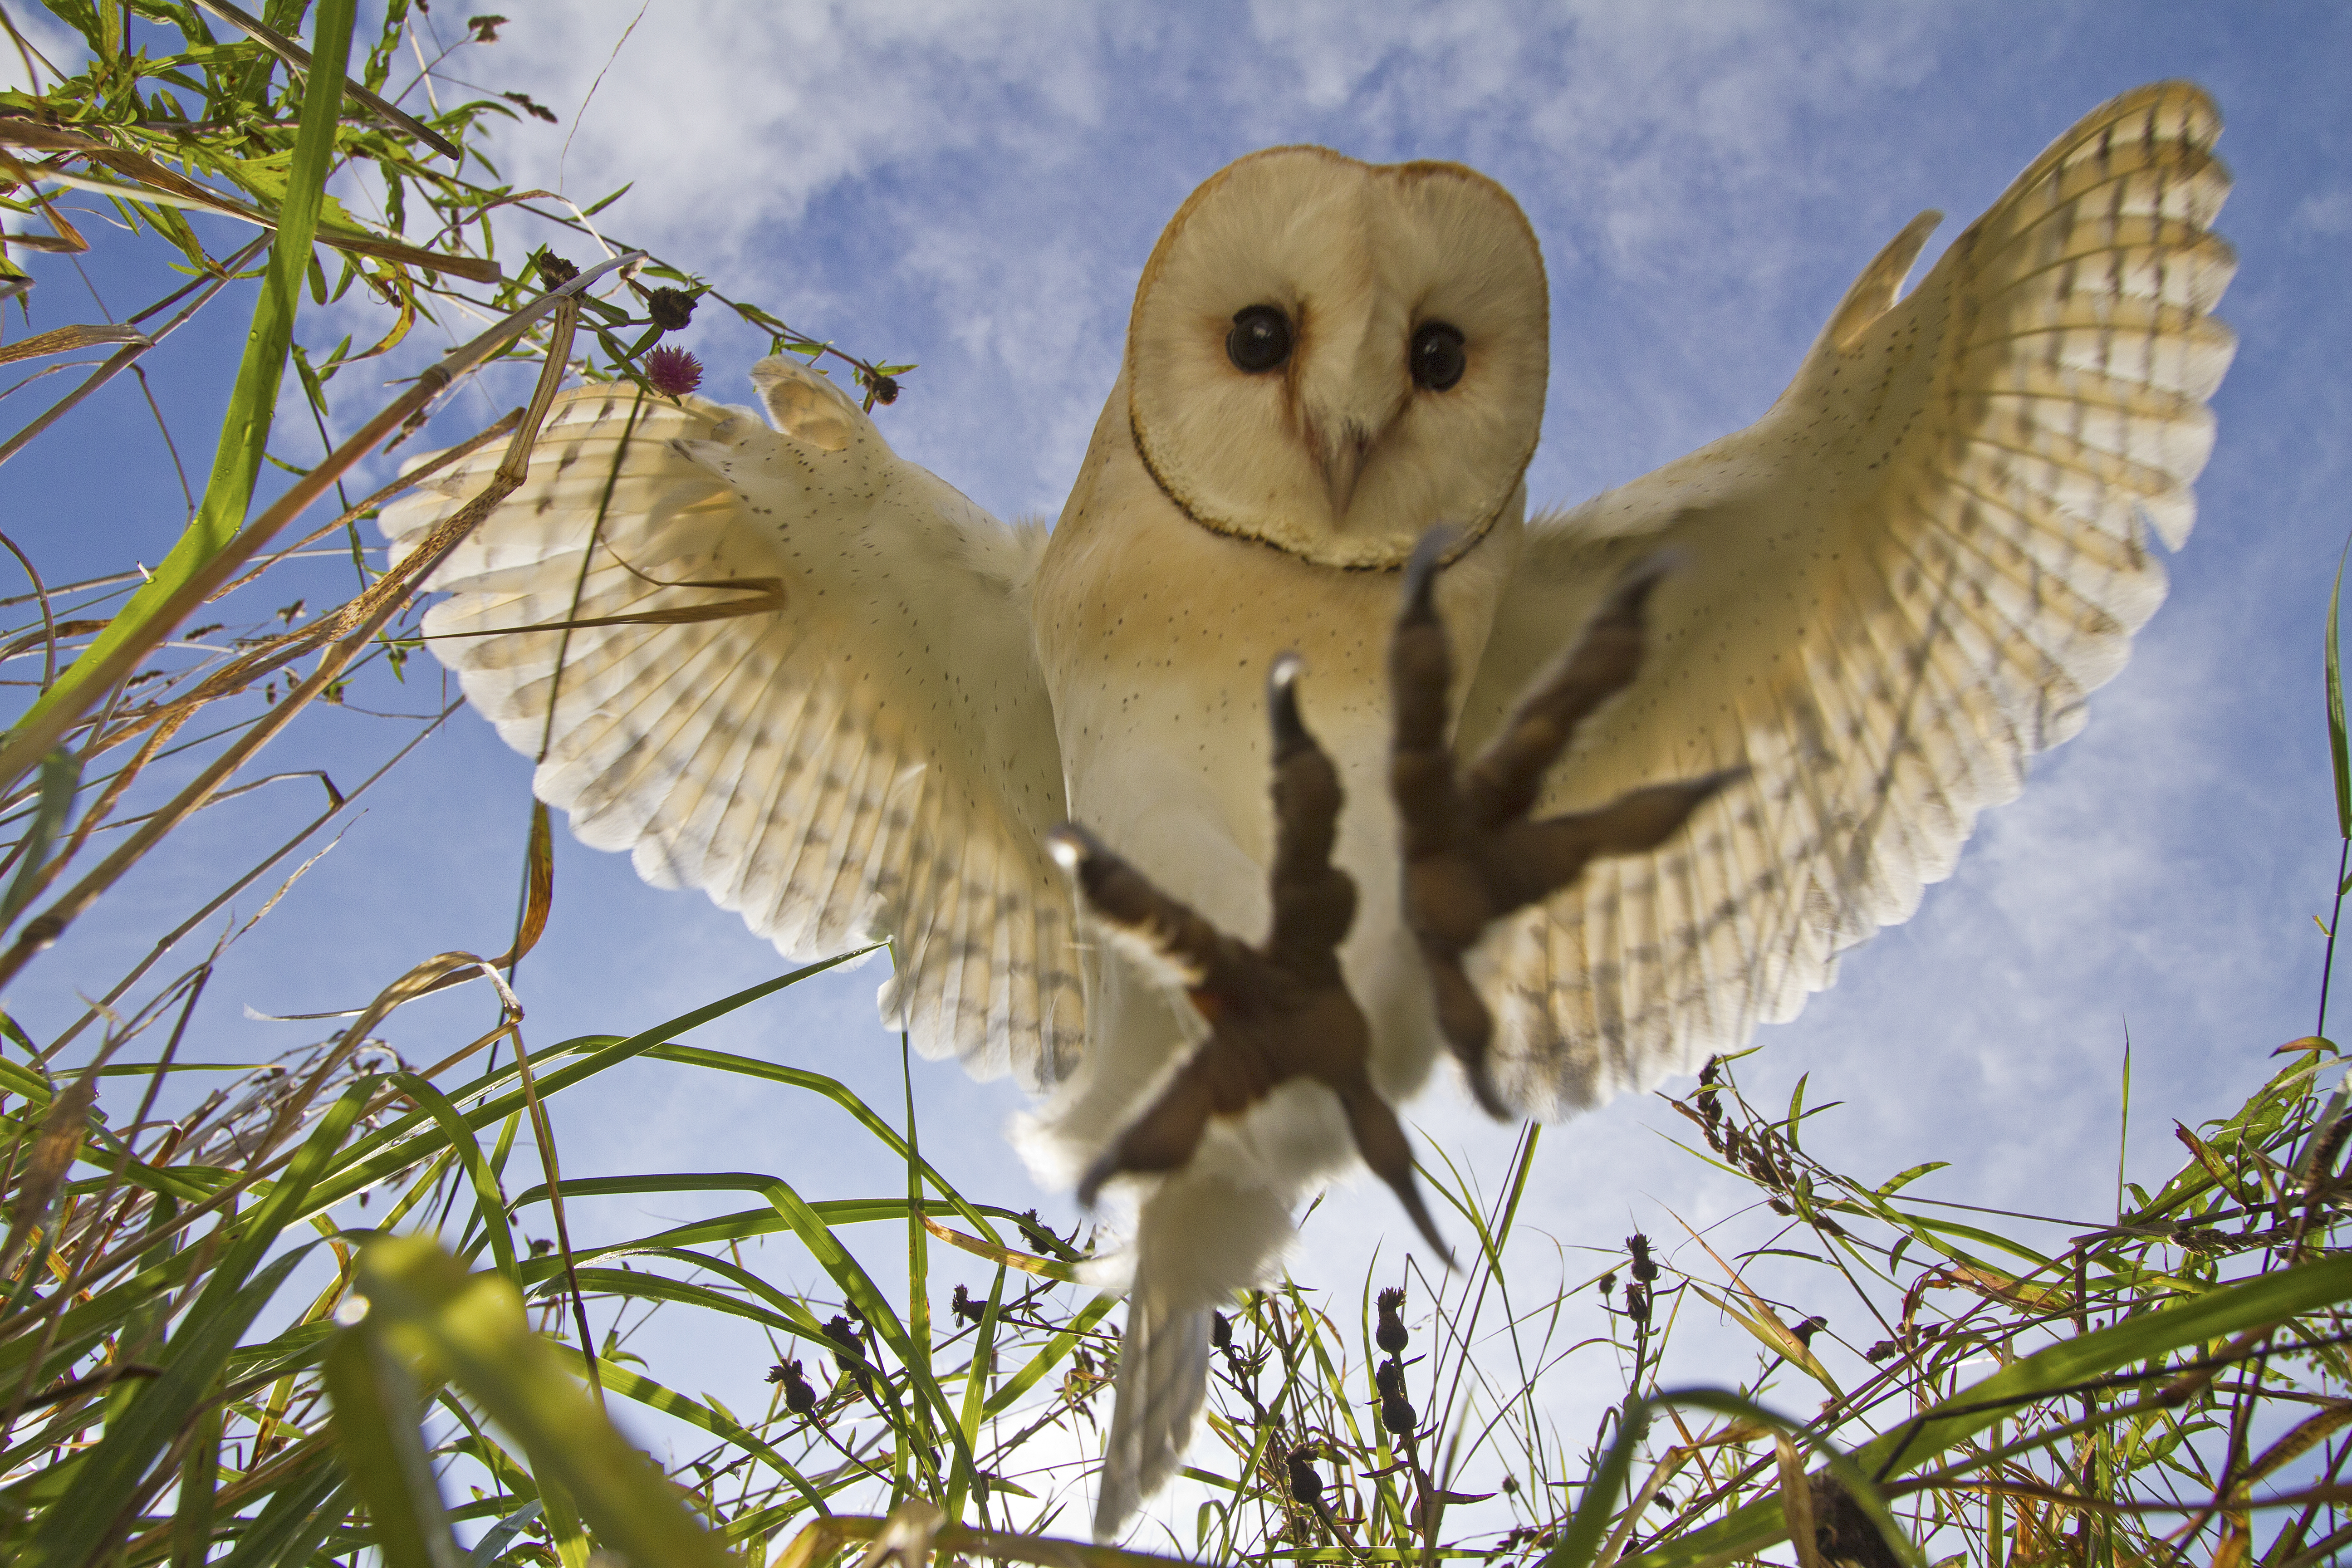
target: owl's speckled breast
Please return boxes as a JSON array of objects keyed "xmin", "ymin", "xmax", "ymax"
[{"xmin": 1034, "ymin": 385, "xmax": 1520, "ymax": 941}]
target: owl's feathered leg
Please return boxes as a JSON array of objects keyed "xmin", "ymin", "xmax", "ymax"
[
  {"xmin": 1047, "ymin": 657, "xmax": 1449, "ymax": 1257},
  {"xmin": 1053, "ymin": 658, "xmax": 1449, "ymax": 1538},
  {"xmin": 1391, "ymin": 529, "xmax": 1744, "ymax": 1117}
]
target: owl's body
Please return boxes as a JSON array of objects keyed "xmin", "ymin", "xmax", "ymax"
[{"xmin": 385, "ymin": 84, "xmax": 2234, "ymax": 1538}]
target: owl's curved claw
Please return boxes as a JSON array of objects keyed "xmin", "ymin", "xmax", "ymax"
[
  {"xmin": 1054, "ymin": 659, "xmax": 1450, "ymax": 1262},
  {"xmin": 1046, "ymin": 823, "xmax": 1235, "ymax": 990},
  {"xmin": 1392, "ymin": 530, "xmax": 1743, "ymax": 1118}
]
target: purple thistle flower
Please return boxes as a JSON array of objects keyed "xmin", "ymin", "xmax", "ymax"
[{"xmin": 646, "ymin": 345, "xmax": 703, "ymax": 397}]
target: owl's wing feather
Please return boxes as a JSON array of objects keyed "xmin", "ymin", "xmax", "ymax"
[
  {"xmin": 382, "ymin": 360, "xmax": 1085, "ymax": 1088},
  {"xmin": 1459, "ymin": 81, "xmax": 2233, "ymax": 1118}
]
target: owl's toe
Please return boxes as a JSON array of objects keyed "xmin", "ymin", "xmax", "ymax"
[
  {"xmin": 1390, "ymin": 529, "xmax": 1739, "ymax": 1112},
  {"xmin": 1051, "ymin": 657, "xmax": 1446, "ymax": 1259}
]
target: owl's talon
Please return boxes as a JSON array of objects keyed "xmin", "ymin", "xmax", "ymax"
[
  {"xmin": 1401, "ymin": 524, "xmax": 1463, "ymax": 619},
  {"xmin": 1268, "ymin": 651, "xmax": 1308, "ymax": 750},
  {"xmin": 1046, "ymin": 822, "xmax": 1235, "ymax": 987},
  {"xmin": 1392, "ymin": 531, "xmax": 1741, "ymax": 1116},
  {"xmin": 1055, "ymin": 660, "xmax": 1448, "ymax": 1259}
]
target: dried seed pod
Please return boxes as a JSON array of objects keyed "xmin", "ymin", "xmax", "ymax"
[
  {"xmin": 647, "ymin": 286, "xmax": 696, "ymax": 332},
  {"xmin": 1626, "ymin": 1233, "xmax": 1658, "ymax": 1283},
  {"xmin": 1286, "ymin": 1447, "xmax": 1325, "ymax": 1509},
  {"xmin": 534, "ymin": 250, "xmax": 578, "ymax": 288},
  {"xmin": 769, "ymin": 1360, "xmax": 816, "ymax": 1416},
  {"xmin": 1016, "ymin": 1208, "xmax": 1063, "ymax": 1257},
  {"xmin": 1375, "ymin": 1285, "xmax": 1409, "ymax": 1354},
  {"xmin": 1808, "ymin": 1470, "xmax": 1910, "ymax": 1568},
  {"xmin": 2307, "ymin": 1112, "xmax": 2352, "ymax": 1190},
  {"xmin": 824, "ymin": 1314, "xmax": 873, "ymax": 1399}
]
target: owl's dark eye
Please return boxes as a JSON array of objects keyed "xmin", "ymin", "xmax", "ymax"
[
  {"xmin": 1226, "ymin": 305, "xmax": 1293, "ymax": 373},
  {"xmin": 1410, "ymin": 321, "xmax": 1466, "ymax": 391}
]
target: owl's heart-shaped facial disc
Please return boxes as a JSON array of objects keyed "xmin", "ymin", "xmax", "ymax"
[{"xmin": 1126, "ymin": 146, "xmax": 1549, "ymax": 571}]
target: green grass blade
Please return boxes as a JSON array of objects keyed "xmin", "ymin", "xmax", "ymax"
[
  {"xmin": 541, "ymin": 1265, "xmax": 819, "ymax": 1341},
  {"xmin": 2330, "ymin": 530, "xmax": 2352, "ymax": 840},
  {"xmin": 353, "ymin": 1235, "xmax": 736, "ymax": 1568},
  {"xmin": 16, "ymin": 1249, "xmax": 312, "ymax": 1568},
  {"xmin": 1540, "ymin": 1396, "xmax": 1650, "ymax": 1568},
  {"xmin": 0, "ymin": 749, "xmax": 79, "ymax": 929},
  {"xmin": 13, "ymin": 1084, "xmax": 363, "ymax": 1564},
  {"xmin": 212, "ymin": 1470, "xmax": 348, "ymax": 1568},
  {"xmin": 1621, "ymin": 1253, "xmax": 2352, "ymax": 1568},
  {"xmin": 387, "ymin": 1070, "xmax": 516, "ymax": 1279},
  {"xmin": 464, "ymin": 1501, "xmax": 544, "ymax": 1568},
  {"xmin": 169, "ymin": 1403, "xmax": 222, "ymax": 1568},
  {"xmin": 11, "ymin": 0, "xmax": 355, "ymax": 747},
  {"xmin": 212, "ymin": 1076, "xmax": 377, "ymax": 1295},
  {"xmin": 540, "ymin": 1475, "xmax": 591, "ymax": 1568},
  {"xmin": 758, "ymin": 1173, "xmax": 976, "ymax": 1487},
  {"xmin": 902, "ymin": 1038, "xmax": 939, "ymax": 1499},
  {"xmin": 306, "ymin": 956, "xmax": 865, "ymax": 1215},
  {"xmin": 641, "ymin": 1044, "xmax": 1010, "ymax": 1242},
  {"xmin": 325, "ymin": 1325, "xmax": 462, "ymax": 1568},
  {"xmin": 984, "ymin": 1294, "xmax": 1118, "ymax": 1418},
  {"xmin": 547, "ymin": 1343, "xmax": 833, "ymax": 1516},
  {"xmin": 947, "ymin": 1263, "xmax": 1007, "ymax": 1522}
]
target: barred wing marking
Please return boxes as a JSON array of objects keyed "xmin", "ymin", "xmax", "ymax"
[
  {"xmin": 383, "ymin": 360, "xmax": 1084, "ymax": 1087},
  {"xmin": 1458, "ymin": 82, "xmax": 2234, "ymax": 1117}
]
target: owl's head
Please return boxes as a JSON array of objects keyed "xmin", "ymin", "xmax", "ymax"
[{"xmin": 1127, "ymin": 146, "xmax": 1548, "ymax": 571}]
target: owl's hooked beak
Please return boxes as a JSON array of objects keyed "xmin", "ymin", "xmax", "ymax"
[
  {"xmin": 1310, "ymin": 420, "xmax": 1377, "ymax": 519},
  {"xmin": 1304, "ymin": 380, "xmax": 1408, "ymax": 521},
  {"xmin": 1300, "ymin": 304, "xmax": 1411, "ymax": 525}
]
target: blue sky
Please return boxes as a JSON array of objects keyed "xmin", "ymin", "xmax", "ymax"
[{"xmin": 8, "ymin": 0, "xmax": 2352, "ymax": 1543}]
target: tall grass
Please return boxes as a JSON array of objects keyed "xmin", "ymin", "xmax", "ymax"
[{"xmin": 0, "ymin": 6, "xmax": 2344, "ymax": 1567}]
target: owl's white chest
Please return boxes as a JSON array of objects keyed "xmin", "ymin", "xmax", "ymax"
[{"xmin": 1033, "ymin": 492, "xmax": 1519, "ymax": 1104}]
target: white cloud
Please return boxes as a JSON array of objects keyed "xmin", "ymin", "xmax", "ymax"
[
  {"xmin": 446, "ymin": 2, "xmax": 1123, "ymax": 262},
  {"xmin": 2297, "ymin": 187, "xmax": 2352, "ymax": 235},
  {"xmin": 0, "ymin": 4, "xmax": 82, "ymax": 95}
]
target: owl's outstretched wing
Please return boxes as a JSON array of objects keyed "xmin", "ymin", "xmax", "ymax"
[
  {"xmin": 382, "ymin": 358, "xmax": 1084, "ymax": 1088},
  {"xmin": 1457, "ymin": 81, "xmax": 2233, "ymax": 1118}
]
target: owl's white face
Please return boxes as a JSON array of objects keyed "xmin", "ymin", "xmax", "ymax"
[{"xmin": 1126, "ymin": 147, "xmax": 1550, "ymax": 571}]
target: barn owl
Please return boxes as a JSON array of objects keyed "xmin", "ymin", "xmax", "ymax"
[{"xmin": 383, "ymin": 82, "xmax": 2234, "ymax": 1536}]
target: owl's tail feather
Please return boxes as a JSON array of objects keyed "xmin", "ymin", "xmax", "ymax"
[
  {"xmin": 1094, "ymin": 1294, "xmax": 1210, "ymax": 1541},
  {"xmin": 1093, "ymin": 1166, "xmax": 1296, "ymax": 1540}
]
